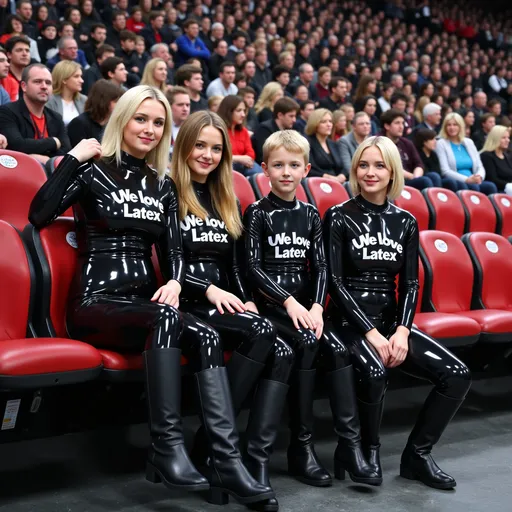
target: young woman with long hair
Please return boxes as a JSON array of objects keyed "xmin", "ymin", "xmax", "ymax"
[
  {"xmin": 141, "ymin": 58, "xmax": 169, "ymax": 93},
  {"xmin": 254, "ymin": 82, "xmax": 284, "ymax": 123}
]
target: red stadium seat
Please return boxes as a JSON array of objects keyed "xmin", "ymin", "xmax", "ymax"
[
  {"xmin": 489, "ymin": 193, "xmax": 512, "ymax": 238},
  {"xmin": 249, "ymin": 173, "xmax": 308, "ymax": 202},
  {"xmin": 0, "ymin": 220, "xmax": 102, "ymax": 388},
  {"xmin": 394, "ymin": 186, "xmax": 430, "ymax": 232},
  {"xmin": 45, "ymin": 155, "xmax": 65, "ymax": 176},
  {"xmin": 420, "ymin": 230, "xmax": 512, "ymax": 343},
  {"xmin": 422, "ymin": 188, "xmax": 465, "ymax": 237},
  {"xmin": 303, "ymin": 177, "xmax": 350, "ymax": 218},
  {"xmin": 233, "ymin": 171, "xmax": 256, "ymax": 214},
  {"xmin": 457, "ymin": 190, "xmax": 497, "ymax": 233}
]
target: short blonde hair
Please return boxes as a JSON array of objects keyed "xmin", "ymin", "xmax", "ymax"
[
  {"xmin": 305, "ymin": 108, "xmax": 332, "ymax": 136},
  {"xmin": 208, "ymin": 95, "xmax": 223, "ymax": 111},
  {"xmin": 349, "ymin": 136, "xmax": 404, "ymax": 200},
  {"xmin": 262, "ymin": 130, "xmax": 310, "ymax": 165},
  {"xmin": 439, "ymin": 112, "xmax": 465, "ymax": 143},
  {"xmin": 52, "ymin": 60, "xmax": 82, "ymax": 98},
  {"xmin": 101, "ymin": 85, "xmax": 172, "ymax": 179},
  {"xmin": 481, "ymin": 125, "xmax": 509, "ymax": 153}
]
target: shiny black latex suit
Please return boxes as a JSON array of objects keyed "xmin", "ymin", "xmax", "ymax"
[
  {"xmin": 28, "ymin": 152, "xmax": 223, "ymax": 365},
  {"xmin": 323, "ymin": 194, "xmax": 471, "ymax": 404}
]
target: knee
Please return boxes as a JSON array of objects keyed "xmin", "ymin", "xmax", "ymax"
[
  {"xmin": 153, "ymin": 304, "xmax": 182, "ymax": 333},
  {"xmin": 440, "ymin": 363, "xmax": 472, "ymax": 399},
  {"xmin": 298, "ymin": 329, "xmax": 320, "ymax": 357},
  {"xmin": 273, "ymin": 339, "xmax": 295, "ymax": 366},
  {"xmin": 196, "ymin": 323, "xmax": 222, "ymax": 355},
  {"xmin": 249, "ymin": 317, "xmax": 276, "ymax": 347}
]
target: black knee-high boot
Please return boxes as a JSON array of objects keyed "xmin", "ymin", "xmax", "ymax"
[
  {"xmin": 195, "ymin": 367, "xmax": 275, "ymax": 505},
  {"xmin": 400, "ymin": 391, "xmax": 464, "ymax": 490},
  {"xmin": 244, "ymin": 379, "xmax": 289, "ymax": 512},
  {"xmin": 327, "ymin": 366, "xmax": 381, "ymax": 486},
  {"xmin": 287, "ymin": 369, "xmax": 332, "ymax": 487},
  {"xmin": 357, "ymin": 398, "xmax": 385, "ymax": 480},
  {"xmin": 144, "ymin": 348, "xmax": 209, "ymax": 491}
]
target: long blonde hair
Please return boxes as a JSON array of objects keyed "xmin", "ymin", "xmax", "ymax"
[
  {"xmin": 254, "ymin": 82, "xmax": 283, "ymax": 114},
  {"xmin": 101, "ymin": 85, "xmax": 172, "ymax": 179},
  {"xmin": 141, "ymin": 58, "xmax": 167, "ymax": 92},
  {"xmin": 481, "ymin": 125, "xmax": 509, "ymax": 153},
  {"xmin": 171, "ymin": 111, "xmax": 242, "ymax": 238},
  {"xmin": 52, "ymin": 60, "xmax": 82, "ymax": 99}
]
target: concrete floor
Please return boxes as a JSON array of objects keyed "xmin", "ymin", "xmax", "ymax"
[{"xmin": 1, "ymin": 376, "xmax": 512, "ymax": 512}]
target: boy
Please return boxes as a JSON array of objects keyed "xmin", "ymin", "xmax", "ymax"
[{"xmin": 243, "ymin": 131, "xmax": 378, "ymax": 490}]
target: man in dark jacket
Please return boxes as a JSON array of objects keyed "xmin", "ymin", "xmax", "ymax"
[{"xmin": 0, "ymin": 64, "xmax": 70, "ymax": 165}]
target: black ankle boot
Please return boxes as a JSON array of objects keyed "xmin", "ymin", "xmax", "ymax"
[
  {"xmin": 143, "ymin": 348, "xmax": 209, "ymax": 491},
  {"xmin": 357, "ymin": 398, "xmax": 385, "ymax": 480},
  {"xmin": 287, "ymin": 369, "xmax": 332, "ymax": 487},
  {"xmin": 400, "ymin": 391, "xmax": 464, "ymax": 490},
  {"xmin": 245, "ymin": 379, "xmax": 289, "ymax": 512},
  {"xmin": 328, "ymin": 366, "xmax": 381, "ymax": 486},
  {"xmin": 195, "ymin": 367, "xmax": 275, "ymax": 505}
]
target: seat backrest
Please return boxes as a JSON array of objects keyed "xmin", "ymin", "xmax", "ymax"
[
  {"xmin": 303, "ymin": 177, "xmax": 349, "ymax": 218},
  {"xmin": 0, "ymin": 150, "xmax": 48, "ymax": 231},
  {"xmin": 463, "ymin": 232, "xmax": 512, "ymax": 310},
  {"xmin": 0, "ymin": 221, "xmax": 34, "ymax": 340},
  {"xmin": 250, "ymin": 173, "xmax": 308, "ymax": 202},
  {"xmin": 416, "ymin": 257, "xmax": 424, "ymax": 313},
  {"xmin": 489, "ymin": 193, "xmax": 512, "ymax": 238},
  {"xmin": 419, "ymin": 230, "xmax": 473, "ymax": 313},
  {"xmin": 394, "ymin": 186, "xmax": 430, "ymax": 232},
  {"xmin": 422, "ymin": 187, "xmax": 465, "ymax": 237},
  {"xmin": 457, "ymin": 190, "xmax": 497, "ymax": 233},
  {"xmin": 232, "ymin": 171, "xmax": 256, "ymax": 214}
]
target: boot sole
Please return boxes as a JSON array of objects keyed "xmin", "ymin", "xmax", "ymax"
[
  {"xmin": 334, "ymin": 462, "xmax": 382, "ymax": 486},
  {"xmin": 399, "ymin": 466, "xmax": 456, "ymax": 490},
  {"xmin": 248, "ymin": 499, "xmax": 279, "ymax": 512},
  {"xmin": 208, "ymin": 488, "xmax": 276, "ymax": 505},
  {"xmin": 289, "ymin": 474, "xmax": 333, "ymax": 487},
  {"xmin": 146, "ymin": 463, "xmax": 210, "ymax": 491}
]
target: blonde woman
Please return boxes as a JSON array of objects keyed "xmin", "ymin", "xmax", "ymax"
[
  {"xmin": 480, "ymin": 125, "xmax": 512, "ymax": 194},
  {"xmin": 47, "ymin": 60, "xmax": 86, "ymax": 125},
  {"xmin": 141, "ymin": 58, "xmax": 169, "ymax": 93},
  {"xmin": 413, "ymin": 96, "xmax": 431, "ymax": 124},
  {"xmin": 324, "ymin": 136, "xmax": 471, "ymax": 489},
  {"xmin": 208, "ymin": 95, "xmax": 223, "ymax": 113},
  {"xmin": 29, "ymin": 86, "xmax": 273, "ymax": 505},
  {"xmin": 331, "ymin": 110, "xmax": 348, "ymax": 141},
  {"xmin": 437, "ymin": 112, "xmax": 498, "ymax": 194},
  {"xmin": 254, "ymin": 81, "xmax": 284, "ymax": 122}
]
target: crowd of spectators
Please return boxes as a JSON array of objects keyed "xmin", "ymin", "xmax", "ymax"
[{"xmin": 0, "ymin": 0, "xmax": 510, "ymax": 193}]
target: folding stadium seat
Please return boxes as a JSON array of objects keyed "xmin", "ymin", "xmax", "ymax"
[
  {"xmin": 303, "ymin": 177, "xmax": 350, "ymax": 218},
  {"xmin": 0, "ymin": 220, "xmax": 102, "ymax": 389},
  {"xmin": 489, "ymin": 194, "xmax": 512, "ymax": 238},
  {"xmin": 45, "ymin": 155, "xmax": 65, "ymax": 176},
  {"xmin": 457, "ymin": 190, "xmax": 497, "ymax": 233},
  {"xmin": 422, "ymin": 187, "xmax": 465, "ymax": 237},
  {"xmin": 393, "ymin": 186, "xmax": 430, "ymax": 232},
  {"xmin": 233, "ymin": 170, "xmax": 256, "ymax": 214},
  {"xmin": 249, "ymin": 173, "xmax": 308, "ymax": 202},
  {"xmin": 420, "ymin": 230, "xmax": 512, "ymax": 343}
]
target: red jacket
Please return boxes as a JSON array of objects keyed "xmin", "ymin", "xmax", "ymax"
[{"xmin": 228, "ymin": 127, "xmax": 255, "ymax": 159}]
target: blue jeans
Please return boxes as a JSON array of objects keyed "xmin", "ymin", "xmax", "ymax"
[
  {"xmin": 465, "ymin": 180, "xmax": 499, "ymax": 195},
  {"xmin": 424, "ymin": 172, "xmax": 467, "ymax": 192},
  {"xmin": 405, "ymin": 176, "xmax": 435, "ymax": 190},
  {"xmin": 233, "ymin": 161, "xmax": 263, "ymax": 176}
]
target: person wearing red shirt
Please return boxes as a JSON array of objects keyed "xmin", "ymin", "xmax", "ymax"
[{"xmin": 126, "ymin": 7, "xmax": 147, "ymax": 34}]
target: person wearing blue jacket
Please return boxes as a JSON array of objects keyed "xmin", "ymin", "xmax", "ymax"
[{"xmin": 175, "ymin": 19, "xmax": 211, "ymax": 68}]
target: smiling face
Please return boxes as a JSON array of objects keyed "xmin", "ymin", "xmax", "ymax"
[
  {"xmin": 356, "ymin": 145, "xmax": 392, "ymax": 202},
  {"xmin": 186, "ymin": 125, "xmax": 224, "ymax": 183}
]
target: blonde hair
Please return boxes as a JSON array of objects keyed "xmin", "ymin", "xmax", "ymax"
[
  {"xmin": 140, "ymin": 58, "xmax": 167, "ymax": 92},
  {"xmin": 254, "ymin": 82, "xmax": 283, "ymax": 114},
  {"xmin": 208, "ymin": 95, "xmax": 223, "ymax": 111},
  {"xmin": 413, "ymin": 96, "xmax": 430, "ymax": 123},
  {"xmin": 481, "ymin": 125, "xmax": 510, "ymax": 153},
  {"xmin": 171, "ymin": 111, "xmax": 242, "ymax": 238},
  {"xmin": 262, "ymin": 129, "xmax": 310, "ymax": 165},
  {"xmin": 278, "ymin": 50, "xmax": 292, "ymax": 64},
  {"xmin": 331, "ymin": 110, "xmax": 348, "ymax": 140},
  {"xmin": 349, "ymin": 136, "xmax": 404, "ymax": 200},
  {"xmin": 101, "ymin": 85, "xmax": 172, "ymax": 179},
  {"xmin": 52, "ymin": 60, "xmax": 82, "ymax": 99},
  {"xmin": 439, "ymin": 112, "xmax": 466, "ymax": 143},
  {"xmin": 305, "ymin": 108, "xmax": 332, "ymax": 136}
]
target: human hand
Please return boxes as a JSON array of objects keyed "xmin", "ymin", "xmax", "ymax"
[
  {"xmin": 387, "ymin": 326, "xmax": 409, "ymax": 368},
  {"xmin": 365, "ymin": 328, "xmax": 391, "ymax": 366},
  {"xmin": 309, "ymin": 303, "xmax": 324, "ymax": 339},
  {"xmin": 68, "ymin": 138, "xmax": 102, "ymax": 163},
  {"xmin": 284, "ymin": 296, "xmax": 316, "ymax": 331},
  {"xmin": 335, "ymin": 173, "xmax": 347, "ymax": 183},
  {"xmin": 413, "ymin": 167, "xmax": 424, "ymax": 178},
  {"xmin": 0, "ymin": 134, "xmax": 7, "ymax": 149},
  {"xmin": 151, "ymin": 279, "xmax": 181, "ymax": 307},
  {"xmin": 206, "ymin": 284, "xmax": 246, "ymax": 314},
  {"xmin": 244, "ymin": 301, "xmax": 259, "ymax": 314}
]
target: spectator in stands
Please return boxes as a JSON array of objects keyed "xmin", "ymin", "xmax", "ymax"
[
  {"xmin": 254, "ymin": 82, "xmax": 284, "ymax": 123},
  {"xmin": 101, "ymin": 56, "xmax": 128, "ymax": 89},
  {"xmin": 140, "ymin": 12, "xmax": 172, "ymax": 52},
  {"xmin": 471, "ymin": 91, "xmax": 487, "ymax": 131},
  {"xmin": 175, "ymin": 64, "xmax": 207, "ymax": 113},
  {"xmin": 227, "ymin": 31, "xmax": 246, "ymax": 62},
  {"xmin": 106, "ymin": 12, "xmax": 126, "ymax": 49},
  {"xmin": 294, "ymin": 63, "xmax": 318, "ymax": 102},
  {"xmin": 413, "ymin": 102, "xmax": 442, "ymax": 134},
  {"xmin": 149, "ymin": 43, "xmax": 174, "ymax": 84},
  {"xmin": 166, "ymin": 86, "xmax": 190, "ymax": 154},
  {"xmin": 208, "ymin": 39, "xmax": 228, "ymax": 81},
  {"xmin": 218, "ymin": 95, "xmax": 262, "ymax": 176},
  {"xmin": 16, "ymin": 0, "xmax": 36, "ymax": 39},
  {"xmin": 0, "ymin": 48, "xmax": 10, "ymax": 105},
  {"xmin": 82, "ymin": 44, "xmax": 116, "ymax": 95},
  {"xmin": 253, "ymin": 49, "xmax": 272, "ymax": 95},
  {"xmin": 206, "ymin": 61, "xmax": 237, "ymax": 98},
  {"xmin": 306, "ymin": 108, "xmax": 346, "ymax": 182},
  {"xmin": 294, "ymin": 99, "xmax": 315, "ymax": 135},
  {"xmin": 319, "ymin": 77, "xmax": 348, "ymax": 112},
  {"xmin": 134, "ymin": 36, "xmax": 150, "ymax": 72},
  {"xmin": 0, "ymin": 63, "xmax": 70, "ymax": 164},
  {"xmin": 315, "ymin": 67, "xmax": 332, "ymax": 101},
  {"xmin": 2, "ymin": 36, "xmax": 31, "ymax": 102},
  {"xmin": 140, "ymin": 58, "xmax": 168, "ymax": 93},
  {"xmin": 116, "ymin": 30, "xmax": 141, "ymax": 86},
  {"xmin": 208, "ymin": 95, "xmax": 222, "ymax": 113},
  {"xmin": 340, "ymin": 112, "xmax": 372, "ymax": 173},
  {"xmin": 37, "ymin": 21, "xmax": 58, "ymax": 64},
  {"xmin": 47, "ymin": 37, "xmax": 89, "ymax": 72},
  {"xmin": 354, "ymin": 96, "xmax": 379, "ymax": 135},
  {"xmin": 251, "ymin": 97, "xmax": 299, "ymax": 164},
  {"xmin": 67, "ymin": 79, "xmax": 123, "ymax": 147},
  {"xmin": 487, "ymin": 98, "xmax": 504, "ymax": 125},
  {"xmin": 203, "ymin": 21, "xmax": 224, "ymax": 52},
  {"xmin": 331, "ymin": 110, "xmax": 349, "ymax": 142},
  {"xmin": 462, "ymin": 109, "xmax": 475, "ymax": 137},
  {"xmin": 437, "ymin": 113, "xmax": 498, "ymax": 195},
  {"xmin": 46, "ymin": 61, "xmax": 86, "ymax": 126},
  {"xmin": 488, "ymin": 67, "xmax": 507, "ymax": 99},
  {"xmin": 471, "ymin": 113, "xmax": 496, "ymax": 151},
  {"xmin": 175, "ymin": 18, "xmax": 211, "ymax": 68},
  {"xmin": 83, "ymin": 23, "xmax": 108, "ymax": 66},
  {"xmin": 480, "ymin": 126, "xmax": 512, "ymax": 195}
]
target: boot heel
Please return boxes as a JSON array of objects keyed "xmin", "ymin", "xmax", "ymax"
[
  {"xmin": 145, "ymin": 464, "xmax": 162, "ymax": 484},
  {"xmin": 333, "ymin": 460, "xmax": 345, "ymax": 481},
  {"xmin": 399, "ymin": 465, "xmax": 415, "ymax": 480},
  {"xmin": 208, "ymin": 488, "xmax": 229, "ymax": 505}
]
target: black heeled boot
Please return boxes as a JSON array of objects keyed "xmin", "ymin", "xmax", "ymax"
[
  {"xmin": 400, "ymin": 391, "xmax": 463, "ymax": 490},
  {"xmin": 195, "ymin": 367, "xmax": 275, "ymax": 505},
  {"xmin": 328, "ymin": 366, "xmax": 381, "ymax": 486},
  {"xmin": 245, "ymin": 379, "xmax": 289, "ymax": 512},
  {"xmin": 357, "ymin": 398, "xmax": 385, "ymax": 481},
  {"xmin": 143, "ymin": 348, "xmax": 209, "ymax": 491},
  {"xmin": 287, "ymin": 369, "xmax": 332, "ymax": 487}
]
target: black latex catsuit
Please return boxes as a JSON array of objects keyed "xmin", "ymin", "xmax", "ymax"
[
  {"xmin": 323, "ymin": 194, "xmax": 471, "ymax": 404},
  {"xmin": 28, "ymin": 152, "xmax": 223, "ymax": 365}
]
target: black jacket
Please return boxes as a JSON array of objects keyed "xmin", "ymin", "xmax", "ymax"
[
  {"xmin": 0, "ymin": 97, "xmax": 70, "ymax": 156},
  {"xmin": 251, "ymin": 119, "xmax": 280, "ymax": 164},
  {"xmin": 307, "ymin": 135, "xmax": 346, "ymax": 178},
  {"xmin": 67, "ymin": 112, "xmax": 104, "ymax": 148}
]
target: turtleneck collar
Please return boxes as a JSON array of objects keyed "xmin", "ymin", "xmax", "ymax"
[
  {"xmin": 354, "ymin": 194, "xmax": 389, "ymax": 214},
  {"xmin": 192, "ymin": 180, "xmax": 210, "ymax": 195},
  {"xmin": 268, "ymin": 191, "xmax": 297, "ymax": 210},
  {"xmin": 120, "ymin": 150, "xmax": 146, "ymax": 171}
]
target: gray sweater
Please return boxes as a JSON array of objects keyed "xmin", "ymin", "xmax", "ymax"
[{"xmin": 436, "ymin": 137, "xmax": 486, "ymax": 182}]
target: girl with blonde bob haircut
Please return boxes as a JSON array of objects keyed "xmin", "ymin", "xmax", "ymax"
[
  {"xmin": 304, "ymin": 108, "xmax": 332, "ymax": 137},
  {"xmin": 349, "ymin": 136, "xmax": 405, "ymax": 200},
  {"xmin": 102, "ymin": 85, "xmax": 172, "ymax": 179},
  {"xmin": 140, "ymin": 58, "xmax": 168, "ymax": 93},
  {"xmin": 254, "ymin": 81, "xmax": 284, "ymax": 119},
  {"xmin": 480, "ymin": 125, "xmax": 512, "ymax": 194}
]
